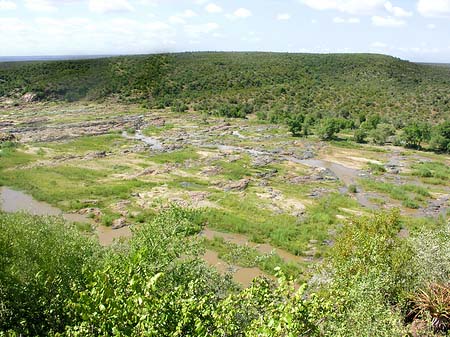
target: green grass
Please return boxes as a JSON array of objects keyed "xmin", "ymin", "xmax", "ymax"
[
  {"xmin": 201, "ymin": 191, "xmax": 356, "ymax": 255},
  {"xmin": 203, "ymin": 236, "xmax": 305, "ymax": 280},
  {"xmin": 142, "ymin": 124, "xmax": 174, "ymax": 136},
  {"xmin": 367, "ymin": 162, "xmax": 387, "ymax": 174},
  {"xmin": 0, "ymin": 147, "xmax": 37, "ymax": 172},
  {"xmin": 411, "ymin": 161, "xmax": 450, "ymax": 185},
  {"xmin": 359, "ymin": 179, "xmax": 430, "ymax": 208},
  {"xmin": 148, "ymin": 147, "xmax": 199, "ymax": 164},
  {"xmin": 41, "ymin": 134, "xmax": 132, "ymax": 154},
  {"xmin": 0, "ymin": 164, "xmax": 157, "ymax": 210},
  {"xmin": 215, "ymin": 155, "xmax": 252, "ymax": 180}
]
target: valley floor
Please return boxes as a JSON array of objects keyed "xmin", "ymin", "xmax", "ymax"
[{"xmin": 1, "ymin": 101, "xmax": 449, "ymax": 283}]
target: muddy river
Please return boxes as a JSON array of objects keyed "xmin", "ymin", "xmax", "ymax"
[
  {"xmin": 0, "ymin": 187, "xmax": 271, "ymax": 286},
  {"xmin": 0, "ymin": 187, "xmax": 131, "ymax": 246}
]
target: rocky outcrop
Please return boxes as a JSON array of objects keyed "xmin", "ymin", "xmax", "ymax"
[
  {"xmin": 21, "ymin": 92, "xmax": 37, "ymax": 103},
  {"xmin": 0, "ymin": 132, "xmax": 16, "ymax": 142},
  {"xmin": 112, "ymin": 218, "xmax": 130, "ymax": 230},
  {"xmin": 224, "ymin": 178, "xmax": 250, "ymax": 192}
]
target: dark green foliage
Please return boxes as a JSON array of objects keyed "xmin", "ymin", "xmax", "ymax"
[
  {"xmin": 370, "ymin": 123, "xmax": 396, "ymax": 145},
  {"xmin": 1, "ymin": 53, "xmax": 449, "ymax": 125},
  {"xmin": 319, "ymin": 211, "xmax": 415, "ymax": 336},
  {"xmin": 353, "ymin": 128, "xmax": 367, "ymax": 143},
  {"xmin": 402, "ymin": 122, "xmax": 431, "ymax": 149},
  {"xmin": 430, "ymin": 121, "xmax": 450, "ymax": 153},
  {"xmin": 2, "ymin": 52, "xmax": 449, "ymax": 153},
  {"xmin": 0, "ymin": 208, "xmax": 325, "ymax": 336},
  {"xmin": 0, "ymin": 212, "xmax": 101, "ymax": 335},
  {"xmin": 317, "ymin": 118, "xmax": 341, "ymax": 140},
  {"xmin": 2, "ymin": 208, "xmax": 449, "ymax": 336},
  {"xmin": 287, "ymin": 113, "xmax": 305, "ymax": 137}
]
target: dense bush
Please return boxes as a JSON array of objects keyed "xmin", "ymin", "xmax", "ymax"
[
  {"xmin": 0, "ymin": 213, "xmax": 101, "ymax": 335},
  {"xmin": 1, "ymin": 208, "xmax": 449, "ymax": 336},
  {"xmin": 430, "ymin": 121, "xmax": 450, "ymax": 153},
  {"xmin": 0, "ymin": 209, "xmax": 326, "ymax": 336},
  {"xmin": 317, "ymin": 118, "xmax": 341, "ymax": 140}
]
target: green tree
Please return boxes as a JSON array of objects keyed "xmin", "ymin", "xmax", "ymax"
[
  {"xmin": 429, "ymin": 121, "xmax": 450, "ymax": 153},
  {"xmin": 354, "ymin": 128, "xmax": 367, "ymax": 143},
  {"xmin": 402, "ymin": 122, "xmax": 431, "ymax": 149},
  {"xmin": 370, "ymin": 123, "xmax": 395, "ymax": 145},
  {"xmin": 287, "ymin": 114, "xmax": 305, "ymax": 137},
  {"xmin": 317, "ymin": 118, "xmax": 341, "ymax": 140}
]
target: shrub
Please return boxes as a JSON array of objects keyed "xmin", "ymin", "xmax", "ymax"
[
  {"xmin": 317, "ymin": 118, "xmax": 341, "ymax": 140},
  {"xmin": 429, "ymin": 121, "xmax": 450, "ymax": 153},
  {"xmin": 287, "ymin": 113, "xmax": 305, "ymax": 137},
  {"xmin": 0, "ymin": 212, "xmax": 101, "ymax": 335},
  {"xmin": 370, "ymin": 123, "xmax": 395, "ymax": 145},
  {"xmin": 348, "ymin": 184, "xmax": 358, "ymax": 193},
  {"xmin": 411, "ymin": 283, "xmax": 450, "ymax": 333},
  {"xmin": 368, "ymin": 162, "xmax": 387, "ymax": 174},
  {"xmin": 317, "ymin": 211, "xmax": 415, "ymax": 336},
  {"xmin": 353, "ymin": 128, "xmax": 367, "ymax": 143},
  {"xmin": 402, "ymin": 122, "xmax": 431, "ymax": 149}
]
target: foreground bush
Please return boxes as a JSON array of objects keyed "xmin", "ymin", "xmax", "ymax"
[
  {"xmin": 0, "ymin": 212, "xmax": 101, "ymax": 335},
  {"xmin": 0, "ymin": 209, "xmax": 325, "ymax": 336},
  {"xmin": 1, "ymin": 208, "xmax": 448, "ymax": 336},
  {"xmin": 315, "ymin": 211, "xmax": 414, "ymax": 336}
]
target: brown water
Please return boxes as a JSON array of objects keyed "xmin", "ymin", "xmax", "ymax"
[
  {"xmin": 0, "ymin": 187, "xmax": 274, "ymax": 286},
  {"xmin": 0, "ymin": 187, "xmax": 131, "ymax": 245},
  {"xmin": 202, "ymin": 227, "xmax": 305, "ymax": 264},
  {"xmin": 203, "ymin": 249, "xmax": 271, "ymax": 287}
]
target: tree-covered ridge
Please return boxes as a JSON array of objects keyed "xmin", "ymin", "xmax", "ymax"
[{"xmin": 1, "ymin": 52, "xmax": 449, "ymax": 123}]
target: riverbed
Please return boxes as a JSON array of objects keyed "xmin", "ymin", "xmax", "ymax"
[{"xmin": 0, "ymin": 187, "xmax": 131, "ymax": 245}]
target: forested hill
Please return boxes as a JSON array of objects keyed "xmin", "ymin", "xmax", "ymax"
[{"xmin": 1, "ymin": 52, "xmax": 449, "ymax": 123}]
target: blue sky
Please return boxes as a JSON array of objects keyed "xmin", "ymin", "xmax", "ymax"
[{"xmin": 0, "ymin": 0, "xmax": 449, "ymax": 62}]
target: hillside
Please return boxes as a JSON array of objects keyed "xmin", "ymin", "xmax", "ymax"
[
  {"xmin": 1, "ymin": 52, "xmax": 450, "ymax": 124},
  {"xmin": 1, "ymin": 53, "xmax": 450, "ymax": 336}
]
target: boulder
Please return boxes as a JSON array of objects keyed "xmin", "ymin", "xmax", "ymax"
[
  {"xmin": 112, "ymin": 218, "xmax": 130, "ymax": 230},
  {"xmin": 224, "ymin": 178, "xmax": 250, "ymax": 192},
  {"xmin": 22, "ymin": 92, "xmax": 37, "ymax": 103},
  {"xmin": 0, "ymin": 133, "xmax": 16, "ymax": 142}
]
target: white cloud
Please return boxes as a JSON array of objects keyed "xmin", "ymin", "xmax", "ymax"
[
  {"xmin": 333, "ymin": 16, "xmax": 360, "ymax": 23},
  {"xmin": 89, "ymin": 0, "xmax": 134, "ymax": 14},
  {"xmin": 205, "ymin": 3, "xmax": 222, "ymax": 13},
  {"xmin": 417, "ymin": 0, "xmax": 450, "ymax": 17},
  {"xmin": 233, "ymin": 7, "xmax": 252, "ymax": 18},
  {"xmin": 384, "ymin": 1, "xmax": 412, "ymax": 17},
  {"xmin": 138, "ymin": 0, "xmax": 158, "ymax": 6},
  {"xmin": 25, "ymin": 0, "xmax": 57, "ymax": 12},
  {"xmin": 0, "ymin": 17, "xmax": 27, "ymax": 32},
  {"xmin": 241, "ymin": 31, "xmax": 261, "ymax": 43},
  {"xmin": 184, "ymin": 22, "xmax": 219, "ymax": 36},
  {"xmin": 371, "ymin": 15, "xmax": 406, "ymax": 26},
  {"xmin": 168, "ymin": 9, "xmax": 197, "ymax": 25},
  {"xmin": 276, "ymin": 13, "xmax": 291, "ymax": 20},
  {"xmin": 371, "ymin": 41, "xmax": 388, "ymax": 48},
  {"xmin": 0, "ymin": 0, "xmax": 16, "ymax": 10},
  {"xmin": 169, "ymin": 15, "xmax": 186, "ymax": 24},
  {"xmin": 181, "ymin": 9, "xmax": 197, "ymax": 17},
  {"xmin": 301, "ymin": 0, "xmax": 385, "ymax": 15},
  {"xmin": 0, "ymin": 15, "xmax": 176, "ymax": 55}
]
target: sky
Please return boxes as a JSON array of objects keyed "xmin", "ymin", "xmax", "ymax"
[{"xmin": 0, "ymin": 0, "xmax": 449, "ymax": 62}]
